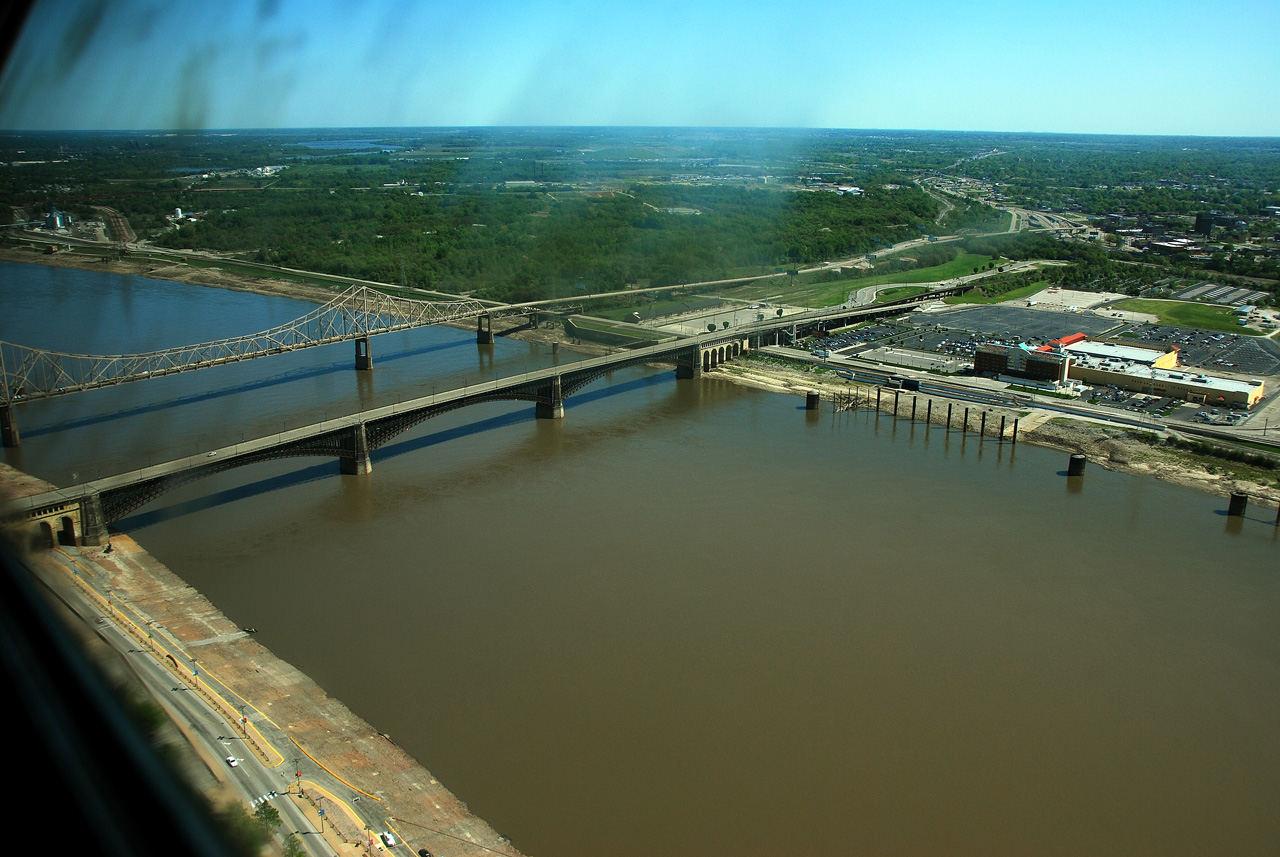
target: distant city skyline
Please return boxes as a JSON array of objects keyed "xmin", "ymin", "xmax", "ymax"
[{"xmin": 1, "ymin": 0, "xmax": 1277, "ymax": 136}]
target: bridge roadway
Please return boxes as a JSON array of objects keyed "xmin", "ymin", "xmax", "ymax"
[{"xmin": 2, "ymin": 286, "xmax": 969, "ymax": 545}]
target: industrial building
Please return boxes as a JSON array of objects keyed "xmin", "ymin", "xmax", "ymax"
[{"xmin": 976, "ymin": 333, "xmax": 1265, "ymax": 408}]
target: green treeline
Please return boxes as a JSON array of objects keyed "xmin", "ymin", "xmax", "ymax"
[
  {"xmin": 7, "ymin": 129, "xmax": 1277, "ymax": 302},
  {"xmin": 151, "ymin": 182, "xmax": 941, "ymax": 301}
]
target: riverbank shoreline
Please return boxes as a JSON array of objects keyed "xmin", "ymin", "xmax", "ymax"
[
  {"xmin": 0, "ymin": 463, "xmax": 525, "ymax": 857},
  {"xmin": 711, "ymin": 355, "xmax": 1280, "ymax": 507},
  {"xmin": 5, "ymin": 246, "xmax": 1274, "ymax": 854},
  {"xmin": 6, "ymin": 243, "xmax": 1277, "ymax": 505}
]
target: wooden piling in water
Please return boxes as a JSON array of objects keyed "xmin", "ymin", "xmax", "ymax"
[
  {"xmin": 911, "ymin": 396, "xmax": 917, "ymax": 421},
  {"xmin": 1012, "ymin": 418, "xmax": 1019, "ymax": 445},
  {"xmin": 999, "ymin": 415, "xmax": 1006, "ymax": 443},
  {"xmin": 980, "ymin": 411, "xmax": 987, "ymax": 439},
  {"xmin": 947, "ymin": 402, "xmax": 953, "ymax": 432}
]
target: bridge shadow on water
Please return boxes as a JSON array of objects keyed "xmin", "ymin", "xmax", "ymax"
[
  {"xmin": 114, "ymin": 371, "xmax": 666, "ymax": 529},
  {"xmin": 23, "ymin": 338, "xmax": 474, "ymax": 439}
]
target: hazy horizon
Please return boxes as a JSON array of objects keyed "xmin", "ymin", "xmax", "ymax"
[
  {"xmin": 2, "ymin": 0, "xmax": 1277, "ymax": 137},
  {"xmin": 3, "ymin": 125, "xmax": 1280, "ymax": 141}
]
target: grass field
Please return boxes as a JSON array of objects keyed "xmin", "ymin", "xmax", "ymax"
[
  {"xmin": 591, "ymin": 297, "xmax": 722, "ymax": 322},
  {"xmin": 875, "ymin": 286, "xmax": 931, "ymax": 303},
  {"xmin": 786, "ymin": 253, "xmax": 1002, "ymax": 307},
  {"xmin": 1112, "ymin": 299, "xmax": 1262, "ymax": 335},
  {"xmin": 569, "ymin": 316, "xmax": 668, "ymax": 340},
  {"xmin": 944, "ymin": 280, "xmax": 1047, "ymax": 305}
]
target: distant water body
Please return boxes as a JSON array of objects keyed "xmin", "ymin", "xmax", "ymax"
[
  {"xmin": 296, "ymin": 139, "xmax": 404, "ymax": 150},
  {"xmin": 4, "ymin": 261, "xmax": 1278, "ymax": 857}
]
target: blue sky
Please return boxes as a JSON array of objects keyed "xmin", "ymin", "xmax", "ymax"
[{"xmin": 1, "ymin": 0, "xmax": 1277, "ymax": 135}]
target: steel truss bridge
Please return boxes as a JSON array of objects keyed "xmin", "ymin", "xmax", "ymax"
[
  {"xmin": 2, "ymin": 283, "xmax": 973, "ymax": 543},
  {"xmin": 0, "ymin": 284, "xmax": 491, "ymax": 405}
]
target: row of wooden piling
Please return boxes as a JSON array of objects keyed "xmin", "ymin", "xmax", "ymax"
[{"xmin": 808, "ymin": 385, "xmax": 1280, "ymax": 525}]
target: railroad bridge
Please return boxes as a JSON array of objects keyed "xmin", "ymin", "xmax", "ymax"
[
  {"xmin": 1, "ymin": 284, "xmax": 970, "ymax": 547},
  {"xmin": 2, "ymin": 332, "xmax": 752, "ymax": 547}
]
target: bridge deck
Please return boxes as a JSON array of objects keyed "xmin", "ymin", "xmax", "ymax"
[{"xmin": 3, "ymin": 286, "xmax": 966, "ymax": 520}]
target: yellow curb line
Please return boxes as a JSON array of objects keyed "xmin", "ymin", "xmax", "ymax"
[
  {"xmin": 289, "ymin": 737, "xmax": 381, "ymax": 801},
  {"xmin": 54, "ymin": 547, "xmax": 285, "ymax": 767}
]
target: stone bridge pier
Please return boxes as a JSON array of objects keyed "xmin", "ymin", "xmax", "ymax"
[
  {"xmin": 340, "ymin": 422, "xmax": 373, "ymax": 475},
  {"xmin": 477, "ymin": 314, "xmax": 495, "ymax": 345},
  {"xmin": 675, "ymin": 346, "xmax": 703, "ymax": 380},
  {"xmin": 79, "ymin": 493, "xmax": 109, "ymax": 546},
  {"xmin": 536, "ymin": 375, "xmax": 564, "ymax": 419}
]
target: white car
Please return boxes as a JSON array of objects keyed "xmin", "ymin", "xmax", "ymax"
[{"xmin": 225, "ymin": 756, "xmax": 239, "ymax": 768}]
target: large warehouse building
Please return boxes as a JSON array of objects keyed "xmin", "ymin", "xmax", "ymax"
[{"xmin": 975, "ymin": 333, "xmax": 1265, "ymax": 408}]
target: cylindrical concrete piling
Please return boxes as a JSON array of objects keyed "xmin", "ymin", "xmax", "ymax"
[
  {"xmin": 1227, "ymin": 492, "xmax": 1248, "ymax": 517},
  {"xmin": 806, "ymin": 391, "xmax": 821, "ymax": 411},
  {"xmin": 1067, "ymin": 453, "xmax": 1087, "ymax": 476}
]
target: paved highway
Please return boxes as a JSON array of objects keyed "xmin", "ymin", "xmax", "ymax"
[{"xmin": 31, "ymin": 549, "xmax": 371, "ymax": 857}]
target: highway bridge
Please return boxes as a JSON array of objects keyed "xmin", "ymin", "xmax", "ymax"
[
  {"xmin": 1, "ymin": 284, "xmax": 973, "ymax": 544},
  {"xmin": 0, "ymin": 279, "xmax": 968, "ymax": 446}
]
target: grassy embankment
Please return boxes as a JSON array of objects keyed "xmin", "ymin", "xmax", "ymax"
[
  {"xmin": 1111, "ymin": 299, "xmax": 1263, "ymax": 335},
  {"xmin": 944, "ymin": 280, "xmax": 1047, "ymax": 305},
  {"xmin": 567, "ymin": 316, "xmax": 669, "ymax": 341},
  {"xmin": 875, "ymin": 286, "xmax": 931, "ymax": 303},
  {"xmin": 786, "ymin": 253, "xmax": 999, "ymax": 308},
  {"xmin": 650, "ymin": 252, "xmax": 1000, "ymax": 313}
]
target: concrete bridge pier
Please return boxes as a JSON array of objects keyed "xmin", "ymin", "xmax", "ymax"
[
  {"xmin": 1, "ymin": 402, "xmax": 18, "ymax": 447},
  {"xmin": 340, "ymin": 422, "xmax": 373, "ymax": 475},
  {"xmin": 354, "ymin": 337, "xmax": 373, "ymax": 370},
  {"xmin": 78, "ymin": 493, "xmax": 109, "ymax": 546},
  {"xmin": 536, "ymin": 375, "xmax": 564, "ymax": 419},
  {"xmin": 477, "ymin": 314, "xmax": 495, "ymax": 345}
]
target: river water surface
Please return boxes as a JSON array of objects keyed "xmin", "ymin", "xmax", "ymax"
[{"xmin": 4, "ymin": 262, "xmax": 1279, "ymax": 856}]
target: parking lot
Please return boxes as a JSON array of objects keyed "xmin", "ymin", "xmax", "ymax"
[
  {"xmin": 809, "ymin": 323, "xmax": 907, "ymax": 355},
  {"xmin": 1112, "ymin": 324, "xmax": 1280, "ymax": 376},
  {"xmin": 926, "ymin": 305, "xmax": 1119, "ymax": 342}
]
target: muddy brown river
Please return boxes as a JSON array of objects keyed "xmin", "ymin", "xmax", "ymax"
[{"xmin": 5, "ymin": 262, "xmax": 1278, "ymax": 856}]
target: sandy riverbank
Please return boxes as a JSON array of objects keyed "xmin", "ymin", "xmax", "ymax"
[
  {"xmin": 711, "ymin": 357, "xmax": 1280, "ymax": 508},
  {"xmin": 0, "ymin": 243, "xmax": 339, "ymax": 304}
]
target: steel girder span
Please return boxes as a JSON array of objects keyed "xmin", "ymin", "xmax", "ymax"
[{"xmin": 0, "ymin": 285, "xmax": 490, "ymax": 403}]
